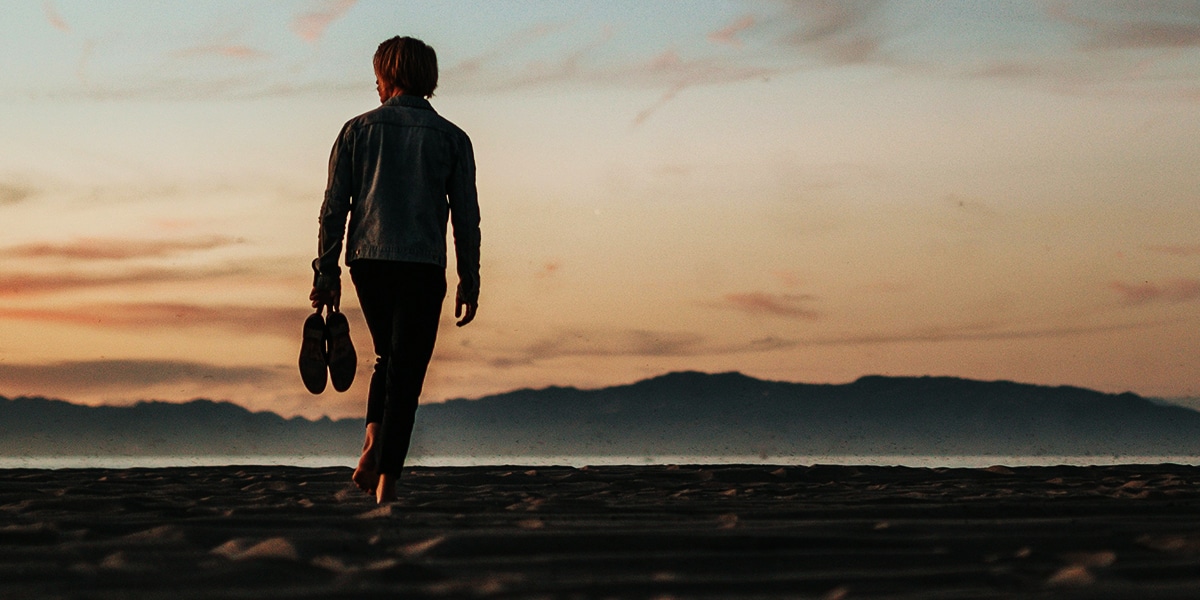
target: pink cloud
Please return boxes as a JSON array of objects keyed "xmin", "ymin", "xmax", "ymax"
[
  {"xmin": 722, "ymin": 292, "xmax": 820, "ymax": 320},
  {"xmin": 2, "ymin": 236, "xmax": 240, "ymax": 260},
  {"xmin": 1110, "ymin": 278, "xmax": 1200, "ymax": 305},
  {"xmin": 0, "ymin": 264, "xmax": 273, "ymax": 297},
  {"xmin": 43, "ymin": 0, "xmax": 69, "ymax": 32},
  {"xmin": 0, "ymin": 303, "xmax": 321, "ymax": 338},
  {"xmin": 0, "ymin": 271, "xmax": 181, "ymax": 296},
  {"xmin": 709, "ymin": 15, "xmax": 755, "ymax": 47},
  {"xmin": 292, "ymin": 0, "xmax": 356, "ymax": 43}
]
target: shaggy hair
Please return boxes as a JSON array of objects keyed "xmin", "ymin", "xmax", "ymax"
[{"xmin": 373, "ymin": 36, "xmax": 438, "ymax": 98}]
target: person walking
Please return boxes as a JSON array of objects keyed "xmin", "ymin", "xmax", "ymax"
[{"xmin": 309, "ymin": 36, "xmax": 480, "ymax": 504}]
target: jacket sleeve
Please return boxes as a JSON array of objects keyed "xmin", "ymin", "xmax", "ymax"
[
  {"xmin": 314, "ymin": 122, "xmax": 355, "ymax": 290},
  {"xmin": 447, "ymin": 132, "xmax": 481, "ymax": 304}
]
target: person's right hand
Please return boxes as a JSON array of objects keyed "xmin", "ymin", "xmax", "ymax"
[{"xmin": 310, "ymin": 286, "xmax": 341, "ymax": 311}]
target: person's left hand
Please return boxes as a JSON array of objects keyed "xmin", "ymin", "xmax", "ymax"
[
  {"xmin": 455, "ymin": 291, "xmax": 476, "ymax": 327},
  {"xmin": 310, "ymin": 286, "xmax": 340, "ymax": 310}
]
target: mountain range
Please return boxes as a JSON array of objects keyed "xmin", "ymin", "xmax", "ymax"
[{"xmin": 3, "ymin": 371, "xmax": 1200, "ymax": 457}]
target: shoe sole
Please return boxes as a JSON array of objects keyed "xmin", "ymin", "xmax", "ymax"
[
  {"xmin": 325, "ymin": 311, "xmax": 357, "ymax": 392},
  {"xmin": 299, "ymin": 311, "xmax": 328, "ymax": 394}
]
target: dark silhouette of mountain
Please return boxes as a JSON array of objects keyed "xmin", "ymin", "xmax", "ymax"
[
  {"xmin": 409, "ymin": 371, "xmax": 1200, "ymax": 457},
  {"xmin": 4, "ymin": 372, "xmax": 1200, "ymax": 457},
  {"xmin": 0, "ymin": 396, "xmax": 361, "ymax": 456}
]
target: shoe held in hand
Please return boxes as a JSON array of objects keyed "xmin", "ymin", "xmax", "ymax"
[
  {"xmin": 325, "ymin": 308, "xmax": 357, "ymax": 392},
  {"xmin": 298, "ymin": 309, "xmax": 328, "ymax": 394}
]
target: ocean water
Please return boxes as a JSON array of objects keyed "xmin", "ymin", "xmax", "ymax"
[{"xmin": 2, "ymin": 454, "xmax": 1199, "ymax": 470}]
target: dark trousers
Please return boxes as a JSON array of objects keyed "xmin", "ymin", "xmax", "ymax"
[{"xmin": 349, "ymin": 259, "xmax": 446, "ymax": 476}]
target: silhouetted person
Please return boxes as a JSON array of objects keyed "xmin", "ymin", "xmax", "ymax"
[{"xmin": 310, "ymin": 36, "xmax": 480, "ymax": 504}]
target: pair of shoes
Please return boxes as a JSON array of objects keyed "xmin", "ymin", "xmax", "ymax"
[
  {"xmin": 298, "ymin": 306, "xmax": 357, "ymax": 394},
  {"xmin": 325, "ymin": 309, "xmax": 357, "ymax": 392},
  {"xmin": 299, "ymin": 309, "xmax": 328, "ymax": 394}
]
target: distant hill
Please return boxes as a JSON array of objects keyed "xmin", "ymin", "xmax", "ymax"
[
  {"xmin": 0, "ymin": 396, "xmax": 361, "ymax": 456},
  {"xmin": 4, "ymin": 372, "xmax": 1200, "ymax": 457}
]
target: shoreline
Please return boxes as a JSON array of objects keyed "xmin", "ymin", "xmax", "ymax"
[{"xmin": 3, "ymin": 453, "xmax": 1199, "ymax": 470}]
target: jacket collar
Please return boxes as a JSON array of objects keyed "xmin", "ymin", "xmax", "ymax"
[{"xmin": 384, "ymin": 95, "xmax": 435, "ymax": 111}]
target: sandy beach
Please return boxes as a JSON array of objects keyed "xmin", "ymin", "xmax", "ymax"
[{"xmin": 3, "ymin": 463, "xmax": 1200, "ymax": 599}]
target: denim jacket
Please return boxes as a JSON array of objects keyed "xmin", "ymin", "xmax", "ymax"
[{"xmin": 314, "ymin": 95, "xmax": 480, "ymax": 303}]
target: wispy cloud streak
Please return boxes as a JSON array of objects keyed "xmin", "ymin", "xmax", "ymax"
[
  {"xmin": 474, "ymin": 317, "xmax": 1154, "ymax": 368},
  {"xmin": 775, "ymin": 0, "xmax": 889, "ymax": 65},
  {"xmin": 798, "ymin": 320, "xmax": 1164, "ymax": 346},
  {"xmin": 1, "ymin": 236, "xmax": 241, "ymax": 260},
  {"xmin": 720, "ymin": 292, "xmax": 820, "ymax": 320},
  {"xmin": 292, "ymin": 0, "xmax": 356, "ymax": 43},
  {"xmin": 0, "ymin": 183, "xmax": 34, "ymax": 205},
  {"xmin": 43, "ymin": 0, "xmax": 69, "ymax": 32},
  {"xmin": 0, "ymin": 359, "xmax": 277, "ymax": 390},
  {"xmin": 1050, "ymin": 2, "xmax": 1200, "ymax": 50},
  {"xmin": 0, "ymin": 266, "xmax": 254, "ymax": 296},
  {"xmin": 479, "ymin": 328, "xmax": 796, "ymax": 368},
  {"xmin": 1110, "ymin": 278, "xmax": 1200, "ymax": 305},
  {"xmin": 0, "ymin": 303, "xmax": 324, "ymax": 338},
  {"xmin": 709, "ymin": 15, "xmax": 756, "ymax": 47}
]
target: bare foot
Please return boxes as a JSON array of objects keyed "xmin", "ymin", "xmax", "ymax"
[
  {"xmin": 352, "ymin": 423, "xmax": 381, "ymax": 494},
  {"xmin": 376, "ymin": 473, "xmax": 397, "ymax": 504}
]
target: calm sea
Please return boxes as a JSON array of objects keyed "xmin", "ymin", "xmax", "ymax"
[{"xmin": 1, "ymin": 455, "xmax": 1199, "ymax": 469}]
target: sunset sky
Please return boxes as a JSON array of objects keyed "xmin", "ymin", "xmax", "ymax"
[{"xmin": 1, "ymin": 0, "xmax": 1198, "ymax": 420}]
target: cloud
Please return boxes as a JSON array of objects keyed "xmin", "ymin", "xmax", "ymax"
[
  {"xmin": 632, "ymin": 82, "xmax": 686, "ymax": 126},
  {"xmin": 627, "ymin": 1, "xmax": 890, "ymax": 123},
  {"xmin": 0, "ymin": 359, "xmax": 277, "ymax": 391},
  {"xmin": 1087, "ymin": 21, "xmax": 1200, "ymax": 50},
  {"xmin": 709, "ymin": 15, "xmax": 756, "ymax": 47},
  {"xmin": 803, "ymin": 321, "xmax": 1161, "ymax": 346},
  {"xmin": 0, "ymin": 303, "xmax": 323, "ymax": 338},
  {"xmin": 468, "ymin": 317, "xmax": 1162, "ymax": 369},
  {"xmin": 1050, "ymin": 2, "xmax": 1200, "ymax": 51},
  {"xmin": 291, "ymin": 0, "xmax": 356, "ymax": 43},
  {"xmin": 630, "ymin": 50, "xmax": 778, "ymax": 125},
  {"xmin": 0, "ymin": 265, "xmax": 255, "ymax": 297},
  {"xmin": 76, "ymin": 39, "xmax": 95, "ymax": 87},
  {"xmin": 489, "ymin": 329, "xmax": 707, "ymax": 367},
  {"xmin": 1110, "ymin": 278, "xmax": 1200, "ymax": 305},
  {"xmin": 1144, "ymin": 244, "xmax": 1200, "ymax": 257},
  {"xmin": 0, "ymin": 183, "xmax": 34, "ymax": 205},
  {"xmin": 476, "ymin": 328, "xmax": 795, "ymax": 368},
  {"xmin": 775, "ymin": 0, "xmax": 889, "ymax": 65},
  {"xmin": 43, "ymin": 0, "xmax": 69, "ymax": 32},
  {"xmin": 962, "ymin": 3, "xmax": 1200, "ymax": 99},
  {"xmin": 720, "ymin": 292, "xmax": 820, "ymax": 320},
  {"xmin": 0, "ymin": 236, "xmax": 241, "ymax": 260},
  {"xmin": 445, "ymin": 22, "xmax": 776, "ymax": 125}
]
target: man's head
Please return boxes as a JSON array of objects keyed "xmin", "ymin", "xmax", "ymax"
[{"xmin": 373, "ymin": 36, "xmax": 437, "ymax": 102}]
